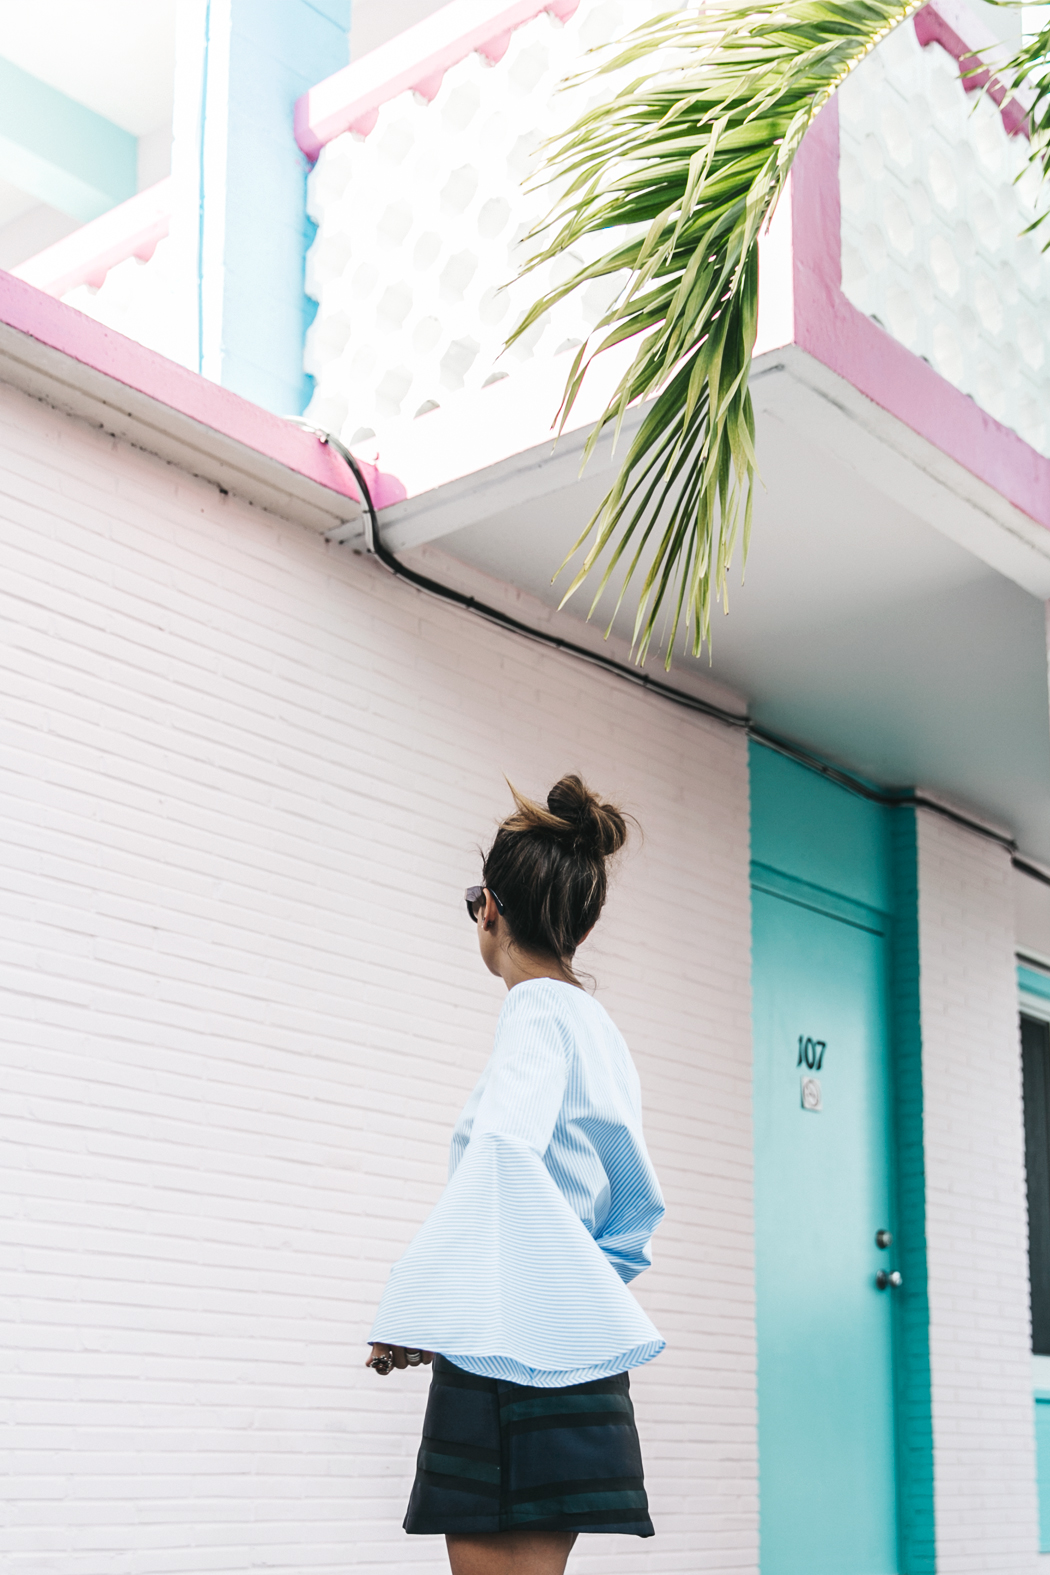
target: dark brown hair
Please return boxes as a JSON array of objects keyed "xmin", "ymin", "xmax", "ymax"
[{"xmin": 481, "ymin": 774, "xmax": 629, "ymax": 968}]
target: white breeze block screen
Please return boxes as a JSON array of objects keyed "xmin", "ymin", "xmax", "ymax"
[
  {"xmin": 839, "ymin": 21, "xmax": 1050, "ymax": 458},
  {"xmin": 58, "ymin": 241, "xmax": 182, "ymax": 364},
  {"xmin": 302, "ymin": 0, "xmax": 670, "ymax": 444}
]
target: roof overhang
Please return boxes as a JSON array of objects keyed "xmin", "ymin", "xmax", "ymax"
[
  {"xmin": 2, "ymin": 41, "xmax": 1049, "ymax": 860},
  {"xmin": 340, "ymin": 98, "xmax": 1050, "ymax": 861},
  {"xmin": 0, "ymin": 270, "xmax": 377, "ymax": 536}
]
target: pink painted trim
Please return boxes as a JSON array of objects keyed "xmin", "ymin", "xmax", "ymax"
[
  {"xmin": 295, "ymin": 0, "xmax": 580, "ymax": 159},
  {"xmin": 914, "ymin": 2, "xmax": 1029, "ymax": 138},
  {"xmin": 0, "ymin": 270, "xmax": 406, "ymax": 512},
  {"xmin": 12, "ymin": 179, "xmax": 173, "ymax": 299},
  {"xmin": 791, "ymin": 90, "xmax": 1050, "ymax": 531}
]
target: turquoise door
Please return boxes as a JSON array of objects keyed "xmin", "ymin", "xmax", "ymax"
[{"xmin": 753, "ymin": 882, "xmax": 899, "ymax": 1575}]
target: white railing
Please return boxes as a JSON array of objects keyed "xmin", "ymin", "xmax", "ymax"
[
  {"xmin": 300, "ymin": 0, "xmax": 668, "ymax": 443},
  {"xmin": 12, "ymin": 180, "xmax": 180, "ymax": 363},
  {"xmin": 838, "ymin": 16, "xmax": 1050, "ymax": 458}
]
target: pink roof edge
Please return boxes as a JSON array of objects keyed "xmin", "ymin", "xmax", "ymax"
[
  {"xmin": 914, "ymin": 3, "xmax": 1030, "ymax": 137},
  {"xmin": 0, "ymin": 0, "xmax": 1044, "ymax": 544},
  {"xmin": 295, "ymin": 0, "xmax": 1029, "ymax": 162},
  {"xmin": 295, "ymin": 0, "xmax": 580, "ymax": 159},
  {"xmin": 13, "ymin": 180, "xmax": 174, "ymax": 300},
  {"xmin": 0, "ymin": 269, "xmax": 405, "ymax": 513},
  {"xmin": 9, "ymin": 0, "xmax": 1029, "ymax": 305}
]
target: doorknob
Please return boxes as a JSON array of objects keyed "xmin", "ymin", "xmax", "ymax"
[{"xmin": 875, "ymin": 1270, "xmax": 902, "ymax": 1290}]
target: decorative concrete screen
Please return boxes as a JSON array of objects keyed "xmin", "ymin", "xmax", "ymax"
[
  {"xmin": 838, "ymin": 21, "xmax": 1050, "ymax": 458},
  {"xmin": 301, "ymin": 0, "xmax": 668, "ymax": 444},
  {"xmin": 54, "ymin": 242, "xmax": 179, "ymax": 363},
  {"xmin": 12, "ymin": 181, "xmax": 179, "ymax": 364}
]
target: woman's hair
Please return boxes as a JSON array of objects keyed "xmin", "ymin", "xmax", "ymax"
[{"xmin": 481, "ymin": 774, "xmax": 629, "ymax": 967}]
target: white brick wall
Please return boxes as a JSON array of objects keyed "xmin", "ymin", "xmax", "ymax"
[
  {"xmin": 917, "ymin": 808, "xmax": 1039, "ymax": 1573},
  {"xmin": 1015, "ymin": 863, "xmax": 1050, "ymax": 963},
  {"xmin": 0, "ymin": 379, "xmax": 757, "ymax": 1574}
]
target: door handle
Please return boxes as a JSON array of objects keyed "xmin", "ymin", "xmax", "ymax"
[{"xmin": 875, "ymin": 1270, "xmax": 902, "ymax": 1290}]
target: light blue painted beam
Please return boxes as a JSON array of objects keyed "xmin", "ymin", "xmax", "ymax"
[
  {"xmin": 0, "ymin": 57, "xmax": 137, "ymax": 221},
  {"xmin": 171, "ymin": 0, "xmax": 349, "ymax": 417}
]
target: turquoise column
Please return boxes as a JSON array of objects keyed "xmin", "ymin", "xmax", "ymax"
[
  {"xmin": 171, "ymin": 0, "xmax": 350, "ymax": 415},
  {"xmin": 1036, "ymin": 1395, "xmax": 1050, "ymax": 1551},
  {"xmin": 888, "ymin": 810, "xmax": 936, "ymax": 1573}
]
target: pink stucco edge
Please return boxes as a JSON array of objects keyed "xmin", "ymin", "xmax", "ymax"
[
  {"xmin": 14, "ymin": 180, "xmax": 174, "ymax": 299},
  {"xmin": 791, "ymin": 41, "xmax": 1050, "ymax": 532},
  {"xmin": 297, "ymin": 0, "xmax": 1050, "ymax": 535},
  {"xmin": 295, "ymin": 0, "xmax": 581, "ymax": 158},
  {"xmin": 24, "ymin": 214, "xmax": 169, "ymax": 299},
  {"xmin": 913, "ymin": 3, "xmax": 1030, "ymax": 137},
  {"xmin": 0, "ymin": 269, "xmax": 406, "ymax": 513}
]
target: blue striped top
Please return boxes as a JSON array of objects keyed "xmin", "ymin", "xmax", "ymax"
[{"xmin": 369, "ymin": 978, "xmax": 666, "ymax": 1387}]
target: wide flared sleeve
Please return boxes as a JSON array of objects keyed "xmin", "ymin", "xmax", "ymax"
[
  {"xmin": 594, "ymin": 1190, "xmax": 664, "ymax": 1285},
  {"xmin": 368, "ymin": 987, "xmax": 664, "ymax": 1385}
]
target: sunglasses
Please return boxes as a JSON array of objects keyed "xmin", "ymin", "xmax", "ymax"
[{"xmin": 464, "ymin": 885, "xmax": 505, "ymax": 924}]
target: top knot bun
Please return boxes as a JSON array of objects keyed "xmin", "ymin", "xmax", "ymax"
[
  {"xmin": 504, "ymin": 773, "xmax": 628, "ymax": 861},
  {"xmin": 546, "ymin": 775, "xmax": 627, "ymax": 859}
]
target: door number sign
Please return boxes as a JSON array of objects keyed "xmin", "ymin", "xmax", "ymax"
[
  {"xmin": 797, "ymin": 1036, "xmax": 826, "ymax": 1070},
  {"xmin": 797, "ymin": 1036, "xmax": 825, "ymax": 1113}
]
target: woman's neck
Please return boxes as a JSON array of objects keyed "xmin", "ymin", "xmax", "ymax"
[{"xmin": 499, "ymin": 950, "xmax": 579, "ymax": 992}]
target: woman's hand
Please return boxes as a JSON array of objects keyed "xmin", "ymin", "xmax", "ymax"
[{"xmin": 366, "ymin": 1343, "xmax": 434, "ymax": 1375}]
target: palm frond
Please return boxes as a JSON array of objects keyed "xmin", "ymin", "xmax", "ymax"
[
  {"xmin": 998, "ymin": 9, "xmax": 1050, "ymax": 237},
  {"xmin": 509, "ymin": 0, "xmax": 924, "ymax": 666}
]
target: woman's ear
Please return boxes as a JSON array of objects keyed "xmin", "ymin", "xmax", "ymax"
[{"xmin": 482, "ymin": 890, "xmax": 501, "ymax": 931}]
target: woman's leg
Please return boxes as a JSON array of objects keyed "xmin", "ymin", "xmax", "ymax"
[{"xmin": 446, "ymin": 1530, "xmax": 577, "ymax": 1575}]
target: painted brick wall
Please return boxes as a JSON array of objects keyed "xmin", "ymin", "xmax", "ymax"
[
  {"xmin": 916, "ymin": 808, "xmax": 1039, "ymax": 1573},
  {"xmin": 0, "ymin": 380, "xmax": 757, "ymax": 1574}
]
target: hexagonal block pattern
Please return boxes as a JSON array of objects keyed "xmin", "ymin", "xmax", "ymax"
[
  {"xmin": 301, "ymin": 0, "xmax": 669, "ymax": 444},
  {"xmin": 838, "ymin": 23, "xmax": 1050, "ymax": 458},
  {"xmin": 58, "ymin": 239, "xmax": 183, "ymax": 365}
]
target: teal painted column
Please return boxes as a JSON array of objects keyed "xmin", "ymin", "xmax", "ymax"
[
  {"xmin": 889, "ymin": 810, "xmax": 936, "ymax": 1574},
  {"xmin": 1037, "ymin": 1396, "xmax": 1050, "ymax": 1552},
  {"xmin": 171, "ymin": 0, "xmax": 349, "ymax": 415}
]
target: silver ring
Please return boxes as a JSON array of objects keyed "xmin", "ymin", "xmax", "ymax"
[{"xmin": 406, "ymin": 1349, "xmax": 422, "ymax": 1366}]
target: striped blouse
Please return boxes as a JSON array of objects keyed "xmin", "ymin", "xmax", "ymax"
[{"xmin": 369, "ymin": 977, "xmax": 666, "ymax": 1387}]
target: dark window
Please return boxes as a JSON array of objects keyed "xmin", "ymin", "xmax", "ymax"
[{"xmin": 1023, "ymin": 1014, "xmax": 1050, "ymax": 1354}]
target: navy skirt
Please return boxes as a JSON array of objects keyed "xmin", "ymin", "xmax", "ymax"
[{"xmin": 404, "ymin": 1355, "xmax": 654, "ymax": 1537}]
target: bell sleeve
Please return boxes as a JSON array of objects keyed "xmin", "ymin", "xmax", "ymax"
[
  {"xmin": 368, "ymin": 988, "xmax": 664, "ymax": 1383},
  {"xmin": 594, "ymin": 1193, "xmax": 664, "ymax": 1285}
]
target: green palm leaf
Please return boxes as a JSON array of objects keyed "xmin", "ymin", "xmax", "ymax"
[
  {"xmin": 509, "ymin": 0, "xmax": 933, "ymax": 666},
  {"xmin": 999, "ymin": 8, "xmax": 1050, "ymax": 233}
]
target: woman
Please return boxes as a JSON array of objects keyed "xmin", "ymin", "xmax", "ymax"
[{"xmin": 367, "ymin": 775, "xmax": 665, "ymax": 1574}]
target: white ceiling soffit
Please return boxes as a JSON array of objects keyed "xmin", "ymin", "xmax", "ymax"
[
  {"xmin": 379, "ymin": 345, "xmax": 1050, "ymax": 861},
  {"xmin": 380, "ymin": 345, "xmax": 1050, "ymax": 602}
]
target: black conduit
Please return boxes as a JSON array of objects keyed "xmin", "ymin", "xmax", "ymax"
[
  {"xmin": 314, "ymin": 427, "xmax": 1036, "ymax": 871},
  {"xmin": 319, "ymin": 429, "xmax": 750, "ymax": 732}
]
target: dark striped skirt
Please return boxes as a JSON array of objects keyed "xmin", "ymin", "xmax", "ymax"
[{"xmin": 404, "ymin": 1355, "xmax": 654, "ymax": 1537}]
